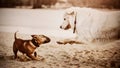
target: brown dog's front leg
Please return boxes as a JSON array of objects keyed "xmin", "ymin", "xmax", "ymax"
[
  {"xmin": 34, "ymin": 51, "xmax": 37, "ymax": 57},
  {"xmin": 26, "ymin": 54, "xmax": 39, "ymax": 60}
]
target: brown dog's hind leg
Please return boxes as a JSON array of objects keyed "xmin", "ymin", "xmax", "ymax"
[{"xmin": 13, "ymin": 44, "xmax": 18, "ymax": 59}]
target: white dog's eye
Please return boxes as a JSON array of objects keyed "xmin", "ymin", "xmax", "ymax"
[{"xmin": 64, "ymin": 18, "xmax": 66, "ymax": 20}]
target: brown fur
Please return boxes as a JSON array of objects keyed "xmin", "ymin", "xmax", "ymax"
[{"xmin": 13, "ymin": 31, "xmax": 50, "ymax": 60}]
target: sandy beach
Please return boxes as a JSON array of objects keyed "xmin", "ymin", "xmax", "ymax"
[
  {"xmin": 0, "ymin": 8, "xmax": 120, "ymax": 68},
  {"xmin": 0, "ymin": 32, "xmax": 120, "ymax": 68}
]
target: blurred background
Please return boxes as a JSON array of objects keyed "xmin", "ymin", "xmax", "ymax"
[
  {"xmin": 0, "ymin": 0, "xmax": 120, "ymax": 9},
  {"xmin": 0, "ymin": 0, "xmax": 120, "ymax": 38}
]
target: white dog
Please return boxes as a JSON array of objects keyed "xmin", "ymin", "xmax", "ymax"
[{"xmin": 60, "ymin": 7, "xmax": 120, "ymax": 44}]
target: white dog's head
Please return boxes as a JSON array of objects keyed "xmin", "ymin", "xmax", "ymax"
[{"xmin": 60, "ymin": 7, "xmax": 79, "ymax": 33}]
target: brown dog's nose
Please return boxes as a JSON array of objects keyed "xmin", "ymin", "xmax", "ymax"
[{"xmin": 44, "ymin": 37, "xmax": 51, "ymax": 43}]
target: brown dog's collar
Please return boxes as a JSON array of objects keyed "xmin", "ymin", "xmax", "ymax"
[
  {"xmin": 29, "ymin": 41, "xmax": 37, "ymax": 48},
  {"xmin": 31, "ymin": 39, "xmax": 40, "ymax": 47}
]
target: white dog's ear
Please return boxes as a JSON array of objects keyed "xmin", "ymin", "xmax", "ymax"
[
  {"xmin": 66, "ymin": 11, "xmax": 75, "ymax": 15},
  {"xmin": 65, "ymin": 7, "xmax": 78, "ymax": 15}
]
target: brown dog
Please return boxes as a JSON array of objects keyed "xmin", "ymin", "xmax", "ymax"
[{"xmin": 13, "ymin": 31, "xmax": 50, "ymax": 60}]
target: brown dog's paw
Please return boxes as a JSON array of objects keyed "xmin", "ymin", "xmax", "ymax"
[
  {"xmin": 34, "ymin": 52, "xmax": 37, "ymax": 57},
  {"xmin": 36, "ymin": 55, "xmax": 45, "ymax": 61},
  {"xmin": 16, "ymin": 55, "xmax": 31, "ymax": 62}
]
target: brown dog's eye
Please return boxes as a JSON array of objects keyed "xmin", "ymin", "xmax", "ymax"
[
  {"xmin": 34, "ymin": 37, "xmax": 37, "ymax": 38},
  {"xmin": 35, "ymin": 40, "xmax": 37, "ymax": 43}
]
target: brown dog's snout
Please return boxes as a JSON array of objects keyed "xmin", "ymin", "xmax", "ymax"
[{"xmin": 44, "ymin": 36, "xmax": 51, "ymax": 43}]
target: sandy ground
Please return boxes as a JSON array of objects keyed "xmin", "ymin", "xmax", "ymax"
[
  {"xmin": 0, "ymin": 8, "xmax": 120, "ymax": 68},
  {"xmin": 0, "ymin": 32, "xmax": 120, "ymax": 68}
]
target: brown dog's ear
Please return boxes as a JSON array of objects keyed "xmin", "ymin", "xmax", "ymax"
[{"xmin": 39, "ymin": 35, "xmax": 45, "ymax": 37}]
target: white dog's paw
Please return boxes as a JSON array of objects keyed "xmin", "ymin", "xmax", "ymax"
[{"xmin": 57, "ymin": 39, "xmax": 84, "ymax": 45}]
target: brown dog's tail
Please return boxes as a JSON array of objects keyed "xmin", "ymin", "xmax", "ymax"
[{"xmin": 14, "ymin": 31, "xmax": 18, "ymax": 40}]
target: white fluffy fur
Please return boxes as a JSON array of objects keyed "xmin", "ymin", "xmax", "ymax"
[{"xmin": 62, "ymin": 7, "xmax": 120, "ymax": 43}]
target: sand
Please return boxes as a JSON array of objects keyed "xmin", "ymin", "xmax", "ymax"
[
  {"xmin": 0, "ymin": 32, "xmax": 120, "ymax": 68},
  {"xmin": 0, "ymin": 8, "xmax": 120, "ymax": 68}
]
